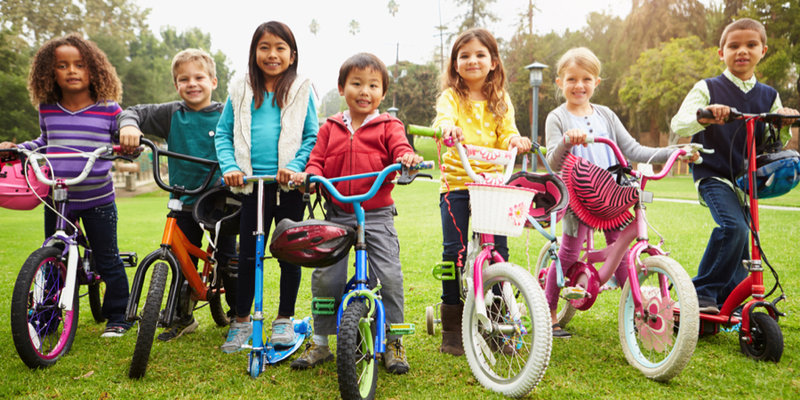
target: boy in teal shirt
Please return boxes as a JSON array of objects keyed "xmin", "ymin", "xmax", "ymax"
[{"xmin": 119, "ymin": 48, "xmax": 237, "ymax": 341}]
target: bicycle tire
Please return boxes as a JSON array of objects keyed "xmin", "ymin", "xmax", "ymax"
[
  {"xmin": 337, "ymin": 301, "xmax": 378, "ymax": 400},
  {"xmin": 208, "ymin": 266, "xmax": 231, "ymax": 327},
  {"xmin": 88, "ymin": 279, "xmax": 105, "ymax": 323},
  {"xmin": 129, "ymin": 262, "xmax": 169, "ymax": 379},
  {"xmin": 739, "ymin": 312, "xmax": 783, "ymax": 362},
  {"xmin": 533, "ymin": 239, "xmax": 576, "ymax": 327},
  {"xmin": 462, "ymin": 262, "xmax": 552, "ymax": 398},
  {"xmin": 618, "ymin": 256, "xmax": 698, "ymax": 381},
  {"xmin": 10, "ymin": 246, "xmax": 80, "ymax": 369}
]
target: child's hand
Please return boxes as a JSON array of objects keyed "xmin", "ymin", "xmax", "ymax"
[
  {"xmin": 777, "ymin": 107, "xmax": 800, "ymax": 127},
  {"xmin": 223, "ymin": 170, "xmax": 245, "ymax": 187},
  {"xmin": 440, "ymin": 125, "xmax": 463, "ymax": 145},
  {"xmin": 699, "ymin": 104, "xmax": 730, "ymax": 125},
  {"xmin": 276, "ymin": 168, "xmax": 293, "ymax": 186},
  {"xmin": 509, "ymin": 136, "xmax": 532, "ymax": 153},
  {"xmin": 563, "ymin": 129, "xmax": 588, "ymax": 147},
  {"xmin": 397, "ymin": 153, "xmax": 424, "ymax": 168},
  {"xmin": 119, "ymin": 126, "xmax": 142, "ymax": 154},
  {"xmin": 290, "ymin": 172, "xmax": 307, "ymax": 186},
  {"xmin": 0, "ymin": 141, "xmax": 18, "ymax": 150}
]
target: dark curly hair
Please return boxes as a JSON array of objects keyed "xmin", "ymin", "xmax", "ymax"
[{"xmin": 27, "ymin": 33, "xmax": 122, "ymax": 107}]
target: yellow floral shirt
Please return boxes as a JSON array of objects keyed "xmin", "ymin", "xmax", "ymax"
[{"xmin": 432, "ymin": 88, "xmax": 520, "ymax": 192}]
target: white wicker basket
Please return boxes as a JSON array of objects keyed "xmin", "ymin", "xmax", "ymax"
[{"xmin": 466, "ymin": 183, "xmax": 536, "ymax": 237}]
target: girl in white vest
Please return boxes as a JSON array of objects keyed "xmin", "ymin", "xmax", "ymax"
[{"xmin": 215, "ymin": 21, "xmax": 318, "ymax": 353}]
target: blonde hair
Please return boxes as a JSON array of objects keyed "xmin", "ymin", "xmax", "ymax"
[
  {"xmin": 719, "ymin": 18, "xmax": 767, "ymax": 48},
  {"xmin": 27, "ymin": 33, "xmax": 122, "ymax": 106},
  {"xmin": 556, "ymin": 47, "xmax": 601, "ymax": 79},
  {"xmin": 442, "ymin": 28, "xmax": 508, "ymax": 125},
  {"xmin": 171, "ymin": 48, "xmax": 216, "ymax": 83}
]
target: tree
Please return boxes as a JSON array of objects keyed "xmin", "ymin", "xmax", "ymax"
[
  {"xmin": 453, "ymin": 0, "xmax": 498, "ymax": 31},
  {"xmin": 618, "ymin": 36, "xmax": 720, "ymax": 145},
  {"xmin": 0, "ymin": 29, "xmax": 38, "ymax": 142},
  {"xmin": 318, "ymin": 89, "xmax": 345, "ymax": 119},
  {"xmin": 384, "ymin": 62, "xmax": 439, "ymax": 126}
]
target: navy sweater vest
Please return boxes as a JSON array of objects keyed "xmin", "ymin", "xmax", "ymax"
[{"xmin": 691, "ymin": 74, "xmax": 776, "ymax": 182}]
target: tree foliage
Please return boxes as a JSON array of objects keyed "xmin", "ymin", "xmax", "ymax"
[
  {"xmin": 453, "ymin": 0, "xmax": 498, "ymax": 31},
  {"xmin": 384, "ymin": 62, "xmax": 439, "ymax": 126}
]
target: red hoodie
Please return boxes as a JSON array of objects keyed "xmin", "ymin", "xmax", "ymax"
[{"xmin": 305, "ymin": 112, "xmax": 414, "ymax": 213}]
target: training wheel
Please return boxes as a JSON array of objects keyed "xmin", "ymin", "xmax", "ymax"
[{"xmin": 425, "ymin": 306, "xmax": 437, "ymax": 335}]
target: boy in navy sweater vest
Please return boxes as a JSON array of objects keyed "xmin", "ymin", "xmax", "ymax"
[{"xmin": 671, "ymin": 18, "xmax": 798, "ymax": 313}]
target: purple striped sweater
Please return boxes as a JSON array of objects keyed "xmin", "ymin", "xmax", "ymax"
[{"xmin": 20, "ymin": 102, "xmax": 120, "ymax": 211}]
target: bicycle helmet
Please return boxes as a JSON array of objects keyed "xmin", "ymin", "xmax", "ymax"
[
  {"xmin": 736, "ymin": 149, "xmax": 800, "ymax": 199},
  {"xmin": 0, "ymin": 158, "xmax": 50, "ymax": 210},
  {"xmin": 561, "ymin": 153, "xmax": 639, "ymax": 231},
  {"xmin": 192, "ymin": 186, "xmax": 242, "ymax": 236},
  {"xmin": 505, "ymin": 171, "xmax": 569, "ymax": 228},
  {"xmin": 269, "ymin": 218, "xmax": 355, "ymax": 268}
]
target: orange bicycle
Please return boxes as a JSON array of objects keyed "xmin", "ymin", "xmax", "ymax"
[{"xmin": 125, "ymin": 137, "xmax": 238, "ymax": 378}]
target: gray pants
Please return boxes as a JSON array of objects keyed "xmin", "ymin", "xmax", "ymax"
[{"xmin": 311, "ymin": 205, "xmax": 405, "ymax": 342}]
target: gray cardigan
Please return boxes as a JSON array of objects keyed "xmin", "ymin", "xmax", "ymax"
[{"xmin": 544, "ymin": 103, "xmax": 670, "ymax": 171}]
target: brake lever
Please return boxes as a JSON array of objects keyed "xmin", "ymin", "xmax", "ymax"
[{"xmin": 397, "ymin": 165, "xmax": 432, "ymax": 185}]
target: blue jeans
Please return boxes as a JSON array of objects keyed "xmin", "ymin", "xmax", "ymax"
[
  {"xmin": 440, "ymin": 190, "xmax": 508, "ymax": 305},
  {"xmin": 45, "ymin": 202, "xmax": 131, "ymax": 327},
  {"xmin": 235, "ymin": 185, "xmax": 303, "ymax": 319},
  {"xmin": 693, "ymin": 179, "xmax": 749, "ymax": 306}
]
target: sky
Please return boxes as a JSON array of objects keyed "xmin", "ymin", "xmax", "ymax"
[{"xmin": 134, "ymin": 0, "xmax": 632, "ymax": 97}]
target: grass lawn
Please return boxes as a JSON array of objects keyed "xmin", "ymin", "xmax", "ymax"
[{"xmin": 1, "ymin": 146, "xmax": 799, "ymax": 399}]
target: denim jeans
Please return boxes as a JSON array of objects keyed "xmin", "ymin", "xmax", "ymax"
[
  {"xmin": 440, "ymin": 190, "xmax": 508, "ymax": 305},
  {"xmin": 45, "ymin": 202, "xmax": 131, "ymax": 327},
  {"xmin": 235, "ymin": 185, "xmax": 303, "ymax": 319},
  {"xmin": 693, "ymin": 179, "xmax": 749, "ymax": 305}
]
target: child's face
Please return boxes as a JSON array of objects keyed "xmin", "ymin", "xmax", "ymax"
[
  {"xmin": 719, "ymin": 29, "xmax": 767, "ymax": 80},
  {"xmin": 256, "ymin": 32, "xmax": 294, "ymax": 90},
  {"xmin": 174, "ymin": 61, "xmax": 217, "ymax": 111},
  {"xmin": 556, "ymin": 63, "xmax": 600, "ymax": 109},
  {"xmin": 54, "ymin": 45, "xmax": 90, "ymax": 96},
  {"xmin": 455, "ymin": 38, "xmax": 497, "ymax": 87},
  {"xmin": 338, "ymin": 67, "xmax": 385, "ymax": 121}
]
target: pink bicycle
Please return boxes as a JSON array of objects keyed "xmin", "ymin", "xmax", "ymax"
[{"xmin": 534, "ymin": 136, "xmax": 705, "ymax": 381}]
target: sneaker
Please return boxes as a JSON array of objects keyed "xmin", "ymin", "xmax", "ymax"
[
  {"xmin": 271, "ymin": 318, "xmax": 297, "ymax": 347},
  {"xmin": 698, "ymin": 298, "xmax": 720, "ymax": 315},
  {"xmin": 552, "ymin": 323, "xmax": 572, "ymax": 339},
  {"xmin": 101, "ymin": 325, "xmax": 129, "ymax": 338},
  {"xmin": 383, "ymin": 339, "xmax": 409, "ymax": 374},
  {"xmin": 157, "ymin": 318, "xmax": 199, "ymax": 342},
  {"xmin": 220, "ymin": 320, "xmax": 252, "ymax": 353},
  {"xmin": 290, "ymin": 342, "xmax": 333, "ymax": 369}
]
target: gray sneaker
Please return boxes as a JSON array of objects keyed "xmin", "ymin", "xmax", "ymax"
[
  {"xmin": 290, "ymin": 342, "xmax": 333, "ymax": 369},
  {"xmin": 220, "ymin": 320, "xmax": 252, "ymax": 353},
  {"xmin": 383, "ymin": 339, "xmax": 409, "ymax": 374},
  {"xmin": 270, "ymin": 318, "xmax": 297, "ymax": 347}
]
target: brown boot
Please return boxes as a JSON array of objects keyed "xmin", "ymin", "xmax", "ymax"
[{"xmin": 440, "ymin": 303, "xmax": 464, "ymax": 356}]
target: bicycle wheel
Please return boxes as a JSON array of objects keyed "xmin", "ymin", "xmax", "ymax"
[
  {"xmin": 618, "ymin": 255, "xmax": 698, "ymax": 381},
  {"xmin": 129, "ymin": 262, "xmax": 169, "ymax": 379},
  {"xmin": 88, "ymin": 279, "xmax": 105, "ymax": 323},
  {"xmin": 10, "ymin": 246, "xmax": 80, "ymax": 369},
  {"xmin": 208, "ymin": 265, "xmax": 231, "ymax": 327},
  {"xmin": 462, "ymin": 262, "xmax": 552, "ymax": 398},
  {"xmin": 533, "ymin": 239, "xmax": 576, "ymax": 327},
  {"xmin": 739, "ymin": 312, "xmax": 783, "ymax": 362},
  {"xmin": 337, "ymin": 300, "xmax": 378, "ymax": 400}
]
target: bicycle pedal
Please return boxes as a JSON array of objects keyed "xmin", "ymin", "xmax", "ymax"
[
  {"xmin": 432, "ymin": 261, "xmax": 456, "ymax": 281},
  {"xmin": 562, "ymin": 286, "xmax": 587, "ymax": 300},
  {"xmin": 311, "ymin": 297, "xmax": 336, "ymax": 315},
  {"xmin": 388, "ymin": 323, "xmax": 415, "ymax": 336},
  {"xmin": 120, "ymin": 252, "xmax": 138, "ymax": 268}
]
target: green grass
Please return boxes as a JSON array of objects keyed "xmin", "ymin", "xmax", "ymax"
[{"xmin": 1, "ymin": 176, "xmax": 799, "ymax": 399}]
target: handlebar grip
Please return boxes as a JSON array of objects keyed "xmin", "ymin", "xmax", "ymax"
[
  {"xmin": 564, "ymin": 134, "xmax": 594, "ymax": 145},
  {"xmin": 415, "ymin": 160, "xmax": 435, "ymax": 170},
  {"xmin": 696, "ymin": 108, "xmax": 715, "ymax": 121},
  {"xmin": 407, "ymin": 125, "xmax": 440, "ymax": 139}
]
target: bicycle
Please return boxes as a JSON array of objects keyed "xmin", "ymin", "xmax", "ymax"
[
  {"xmin": 2, "ymin": 145, "xmax": 137, "ymax": 369},
  {"xmin": 693, "ymin": 108, "xmax": 800, "ymax": 361},
  {"xmin": 286, "ymin": 160, "xmax": 432, "ymax": 399},
  {"xmin": 408, "ymin": 125, "xmax": 553, "ymax": 398},
  {"xmin": 533, "ymin": 135, "xmax": 704, "ymax": 381},
  {"xmin": 235, "ymin": 175, "xmax": 313, "ymax": 379},
  {"xmin": 125, "ymin": 137, "xmax": 240, "ymax": 379}
]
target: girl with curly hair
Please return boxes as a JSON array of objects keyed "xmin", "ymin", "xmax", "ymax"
[{"xmin": 1, "ymin": 33, "xmax": 131, "ymax": 337}]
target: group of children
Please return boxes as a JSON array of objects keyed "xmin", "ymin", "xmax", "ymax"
[{"xmin": 2, "ymin": 16, "xmax": 796, "ymax": 376}]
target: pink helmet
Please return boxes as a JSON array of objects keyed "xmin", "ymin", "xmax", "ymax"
[
  {"xmin": 505, "ymin": 171, "xmax": 568, "ymax": 228},
  {"xmin": 0, "ymin": 158, "xmax": 50, "ymax": 210}
]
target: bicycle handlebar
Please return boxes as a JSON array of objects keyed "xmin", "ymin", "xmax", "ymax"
[
  {"xmin": 407, "ymin": 124, "xmax": 548, "ymax": 156},
  {"xmin": 7, "ymin": 145, "xmax": 115, "ymax": 186},
  {"xmin": 308, "ymin": 161, "xmax": 433, "ymax": 205},
  {"xmin": 138, "ymin": 137, "xmax": 220, "ymax": 196},
  {"xmin": 696, "ymin": 107, "xmax": 800, "ymax": 125}
]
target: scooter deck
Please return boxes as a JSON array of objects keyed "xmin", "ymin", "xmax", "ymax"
[{"xmin": 247, "ymin": 317, "xmax": 312, "ymax": 377}]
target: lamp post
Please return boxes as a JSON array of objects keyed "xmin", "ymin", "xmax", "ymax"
[{"xmin": 525, "ymin": 62, "xmax": 547, "ymax": 170}]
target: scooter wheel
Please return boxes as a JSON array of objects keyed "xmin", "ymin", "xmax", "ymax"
[{"xmin": 740, "ymin": 312, "xmax": 783, "ymax": 362}]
